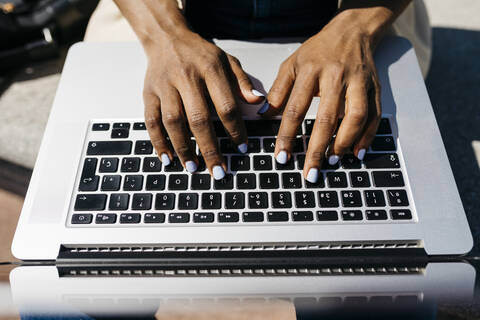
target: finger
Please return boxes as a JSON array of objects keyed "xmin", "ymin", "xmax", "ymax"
[
  {"xmin": 303, "ymin": 77, "xmax": 343, "ymax": 183},
  {"xmin": 274, "ymin": 73, "xmax": 315, "ymax": 164},
  {"xmin": 227, "ymin": 54, "xmax": 265, "ymax": 104},
  {"xmin": 179, "ymin": 80, "xmax": 227, "ymax": 180},
  {"xmin": 204, "ymin": 61, "xmax": 249, "ymax": 153},
  {"xmin": 143, "ymin": 90, "xmax": 174, "ymax": 166},
  {"xmin": 159, "ymin": 85, "xmax": 198, "ymax": 173},
  {"xmin": 354, "ymin": 78, "xmax": 382, "ymax": 160},
  {"xmin": 328, "ymin": 76, "xmax": 368, "ymax": 162},
  {"xmin": 260, "ymin": 59, "xmax": 295, "ymax": 116}
]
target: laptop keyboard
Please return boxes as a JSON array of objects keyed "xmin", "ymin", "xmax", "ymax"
[{"xmin": 68, "ymin": 117, "xmax": 416, "ymax": 227}]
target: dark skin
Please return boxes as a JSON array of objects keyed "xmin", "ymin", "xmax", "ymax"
[{"xmin": 115, "ymin": 0, "xmax": 411, "ymax": 182}]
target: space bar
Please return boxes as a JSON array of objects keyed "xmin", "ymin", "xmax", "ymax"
[{"xmin": 87, "ymin": 141, "xmax": 132, "ymax": 155}]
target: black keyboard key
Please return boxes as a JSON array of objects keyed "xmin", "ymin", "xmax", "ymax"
[
  {"xmin": 155, "ymin": 193, "xmax": 175, "ymax": 210},
  {"xmin": 293, "ymin": 138, "xmax": 304, "ymax": 153},
  {"xmin": 321, "ymin": 160, "xmax": 340, "ymax": 170},
  {"xmin": 225, "ymin": 192, "xmax": 245, "ymax": 209},
  {"xmin": 305, "ymin": 175, "xmax": 325, "ymax": 188},
  {"xmin": 341, "ymin": 191, "xmax": 362, "ymax": 207},
  {"xmin": 386, "ymin": 189, "xmax": 409, "ymax": 206},
  {"xmin": 71, "ymin": 213, "xmax": 93, "ymax": 224},
  {"xmin": 282, "ymin": 172, "xmax": 302, "ymax": 189},
  {"xmin": 144, "ymin": 213, "xmax": 165, "ymax": 223},
  {"xmin": 79, "ymin": 175, "xmax": 99, "ymax": 191},
  {"xmin": 231, "ymin": 156, "xmax": 250, "ymax": 171},
  {"xmin": 341, "ymin": 154, "xmax": 361, "ymax": 169},
  {"xmin": 296, "ymin": 155, "xmax": 305, "ymax": 170},
  {"xmin": 341, "ymin": 210, "xmax": 363, "ymax": 221},
  {"xmin": 248, "ymin": 192, "xmax": 268, "ymax": 209},
  {"xmin": 132, "ymin": 193, "xmax": 152, "ymax": 210},
  {"xmin": 133, "ymin": 122, "xmax": 146, "ymax": 130},
  {"xmin": 124, "ymin": 175, "xmax": 143, "ymax": 191},
  {"xmin": 245, "ymin": 120, "xmax": 281, "ymax": 136},
  {"xmin": 74, "ymin": 194, "xmax": 107, "ymax": 211},
  {"xmin": 81, "ymin": 158, "xmax": 97, "ymax": 179},
  {"xmin": 95, "ymin": 213, "xmax": 117, "ymax": 224},
  {"xmin": 218, "ymin": 212, "xmax": 239, "ymax": 223},
  {"xmin": 366, "ymin": 210, "xmax": 388, "ymax": 220},
  {"xmin": 99, "ymin": 157, "xmax": 119, "ymax": 172},
  {"xmin": 327, "ymin": 172, "xmax": 348, "ymax": 188},
  {"xmin": 391, "ymin": 209, "xmax": 412, "ymax": 220},
  {"xmin": 121, "ymin": 157, "xmax": 141, "ymax": 172},
  {"xmin": 364, "ymin": 190, "xmax": 386, "ymax": 207},
  {"xmin": 191, "ymin": 174, "xmax": 211, "ymax": 190},
  {"xmin": 101, "ymin": 175, "xmax": 121, "ymax": 191},
  {"xmin": 377, "ymin": 118, "xmax": 392, "ymax": 134},
  {"xmin": 164, "ymin": 157, "xmax": 184, "ymax": 172},
  {"xmin": 109, "ymin": 193, "xmax": 129, "ymax": 210},
  {"xmin": 371, "ymin": 136, "xmax": 396, "ymax": 151},
  {"xmin": 113, "ymin": 122, "xmax": 130, "ymax": 129},
  {"xmin": 318, "ymin": 191, "xmax": 339, "ymax": 208},
  {"xmin": 87, "ymin": 141, "xmax": 132, "ymax": 156},
  {"xmin": 263, "ymin": 138, "xmax": 276, "ymax": 152},
  {"xmin": 214, "ymin": 174, "xmax": 234, "ymax": 190},
  {"xmin": 248, "ymin": 139, "xmax": 261, "ymax": 153},
  {"xmin": 271, "ymin": 192, "xmax": 292, "ymax": 208},
  {"xmin": 178, "ymin": 193, "xmax": 198, "ymax": 209},
  {"xmin": 213, "ymin": 121, "xmax": 228, "ymax": 137},
  {"xmin": 364, "ymin": 153, "xmax": 400, "ymax": 169},
  {"xmin": 260, "ymin": 173, "xmax": 279, "ymax": 189},
  {"xmin": 168, "ymin": 174, "xmax": 188, "ymax": 190},
  {"xmin": 111, "ymin": 128, "xmax": 129, "ymax": 139},
  {"xmin": 294, "ymin": 191, "xmax": 315, "ymax": 208},
  {"xmin": 120, "ymin": 213, "xmax": 141, "ymax": 224},
  {"xmin": 373, "ymin": 171, "xmax": 404, "ymax": 187},
  {"xmin": 202, "ymin": 193, "xmax": 221, "ymax": 209},
  {"xmin": 292, "ymin": 211, "xmax": 314, "ymax": 221},
  {"xmin": 350, "ymin": 172, "xmax": 370, "ymax": 187},
  {"xmin": 142, "ymin": 157, "xmax": 161, "ymax": 172},
  {"xmin": 169, "ymin": 212, "xmax": 190, "ymax": 223},
  {"xmin": 135, "ymin": 140, "xmax": 153, "ymax": 154},
  {"xmin": 92, "ymin": 123, "xmax": 110, "ymax": 131},
  {"xmin": 276, "ymin": 157, "xmax": 294, "ymax": 170},
  {"xmin": 304, "ymin": 119, "xmax": 314, "ymax": 135},
  {"xmin": 146, "ymin": 174, "xmax": 166, "ymax": 190},
  {"xmin": 253, "ymin": 155, "xmax": 272, "ymax": 170},
  {"xmin": 243, "ymin": 211, "xmax": 264, "ymax": 222},
  {"xmin": 220, "ymin": 139, "xmax": 237, "ymax": 153},
  {"xmin": 267, "ymin": 211, "xmax": 289, "ymax": 222},
  {"xmin": 193, "ymin": 212, "xmax": 214, "ymax": 223},
  {"xmin": 236, "ymin": 173, "xmax": 256, "ymax": 189},
  {"xmin": 317, "ymin": 211, "xmax": 338, "ymax": 221}
]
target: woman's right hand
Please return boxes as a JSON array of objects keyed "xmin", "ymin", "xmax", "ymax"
[{"xmin": 142, "ymin": 31, "xmax": 264, "ymax": 179}]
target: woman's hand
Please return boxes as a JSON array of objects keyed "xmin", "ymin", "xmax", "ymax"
[{"xmin": 259, "ymin": 11, "xmax": 384, "ymax": 184}]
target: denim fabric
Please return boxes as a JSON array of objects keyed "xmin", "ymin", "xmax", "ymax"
[{"xmin": 185, "ymin": 0, "xmax": 338, "ymax": 39}]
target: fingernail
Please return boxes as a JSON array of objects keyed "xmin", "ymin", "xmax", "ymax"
[
  {"xmin": 328, "ymin": 155, "xmax": 339, "ymax": 166},
  {"xmin": 161, "ymin": 153, "xmax": 171, "ymax": 166},
  {"xmin": 276, "ymin": 150, "xmax": 288, "ymax": 164},
  {"xmin": 357, "ymin": 148, "xmax": 366, "ymax": 161},
  {"xmin": 306, "ymin": 168, "xmax": 319, "ymax": 183},
  {"xmin": 251, "ymin": 89, "xmax": 265, "ymax": 97},
  {"xmin": 212, "ymin": 165, "xmax": 226, "ymax": 180},
  {"xmin": 185, "ymin": 160, "xmax": 197, "ymax": 173},
  {"xmin": 257, "ymin": 101, "xmax": 270, "ymax": 114},
  {"xmin": 238, "ymin": 143, "xmax": 248, "ymax": 154}
]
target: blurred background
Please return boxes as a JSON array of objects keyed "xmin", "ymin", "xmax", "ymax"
[{"xmin": 0, "ymin": 0, "xmax": 479, "ymax": 264}]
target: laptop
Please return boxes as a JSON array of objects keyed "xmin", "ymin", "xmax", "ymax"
[{"xmin": 11, "ymin": 36, "xmax": 473, "ymax": 265}]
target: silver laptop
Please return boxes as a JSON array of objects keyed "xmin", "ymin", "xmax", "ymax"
[{"xmin": 11, "ymin": 36, "xmax": 473, "ymax": 263}]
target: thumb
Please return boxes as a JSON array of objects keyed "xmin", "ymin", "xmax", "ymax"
[{"xmin": 227, "ymin": 54, "xmax": 265, "ymax": 104}]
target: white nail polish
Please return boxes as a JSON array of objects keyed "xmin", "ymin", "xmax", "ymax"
[
  {"xmin": 357, "ymin": 148, "xmax": 366, "ymax": 161},
  {"xmin": 212, "ymin": 166, "xmax": 226, "ymax": 180},
  {"xmin": 161, "ymin": 153, "xmax": 171, "ymax": 166},
  {"xmin": 328, "ymin": 155, "xmax": 340, "ymax": 166},
  {"xmin": 306, "ymin": 168, "xmax": 319, "ymax": 183},
  {"xmin": 257, "ymin": 102, "xmax": 270, "ymax": 114},
  {"xmin": 276, "ymin": 150, "xmax": 288, "ymax": 164},
  {"xmin": 238, "ymin": 143, "xmax": 248, "ymax": 154},
  {"xmin": 185, "ymin": 161, "xmax": 197, "ymax": 173},
  {"xmin": 251, "ymin": 89, "xmax": 265, "ymax": 97}
]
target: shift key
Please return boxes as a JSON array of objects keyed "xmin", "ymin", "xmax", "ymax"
[
  {"xmin": 74, "ymin": 194, "xmax": 107, "ymax": 211},
  {"xmin": 87, "ymin": 141, "xmax": 132, "ymax": 155}
]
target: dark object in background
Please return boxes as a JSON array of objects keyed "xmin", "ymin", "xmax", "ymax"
[{"xmin": 0, "ymin": 0, "xmax": 99, "ymax": 72}]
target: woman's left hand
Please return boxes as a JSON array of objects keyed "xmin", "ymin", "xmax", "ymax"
[{"xmin": 259, "ymin": 12, "xmax": 382, "ymax": 184}]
